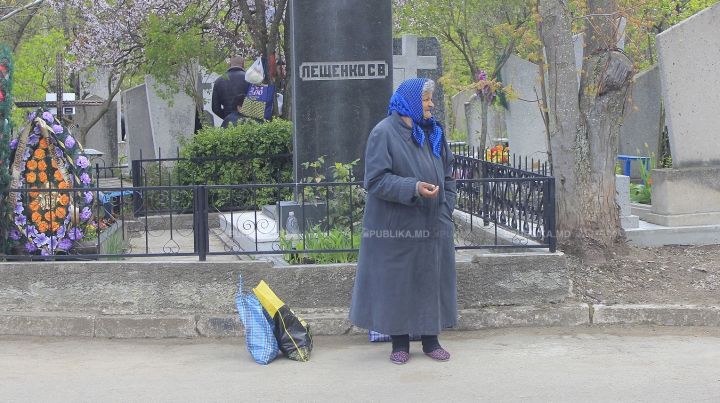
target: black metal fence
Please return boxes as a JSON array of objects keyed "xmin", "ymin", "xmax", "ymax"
[{"xmin": 2, "ymin": 151, "xmax": 556, "ymax": 261}]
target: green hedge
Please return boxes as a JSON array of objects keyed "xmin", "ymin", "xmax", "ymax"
[{"xmin": 174, "ymin": 119, "xmax": 294, "ymax": 208}]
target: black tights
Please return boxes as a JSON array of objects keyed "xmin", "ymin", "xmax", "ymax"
[{"xmin": 390, "ymin": 334, "xmax": 442, "ymax": 353}]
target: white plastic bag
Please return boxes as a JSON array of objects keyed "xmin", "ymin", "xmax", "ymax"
[{"xmin": 245, "ymin": 58, "xmax": 264, "ymax": 85}]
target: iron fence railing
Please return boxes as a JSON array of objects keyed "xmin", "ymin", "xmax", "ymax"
[{"xmin": 2, "ymin": 151, "xmax": 556, "ymax": 261}]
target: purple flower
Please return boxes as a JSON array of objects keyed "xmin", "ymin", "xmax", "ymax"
[
  {"xmin": 76, "ymin": 156, "xmax": 89, "ymax": 169},
  {"xmin": 9, "ymin": 138, "xmax": 18, "ymax": 150},
  {"xmin": 20, "ymin": 162, "xmax": 26, "ymax": 171},
  {"xmin": 42, "ymin": 111, "xmax": 54, "ymax": 123},
  {"xmin": 58, "ymin": 238, "xmax": 73, "ymax": 251},
  {"xmin": 34, "ymin": 233, "xmax": 50, "ymax": 246},
  {"xmin": 84, "ymin": 191, "xmax": 94, "ymax": 204},
  {"xmin": 33, "ymin": 125, "xmax": 41, "ymax": 135},
  {"xmin": 25, "ymin": 242, "xmax": 37, "ymax": 253},
  {"xmin": 80, "ymin": 173, "xmax": 91, "ymax": 185},
  {"xmin": 68, "ymin": 227, "xmax": 83, "ymax": 240},
  {"xmin": 64, "ymin": 135, "xmax": 76, "ymax": 148},
  {"xmin": 48, "ymin": 236, "xmax": 59, "ymax": 250},
  {"xmin": 56, "ymin": 149, "xmax": 64, "ymax": 159},
  {"xmin": 40, "ymin": 248, "xmax": 50, "ymax": 256},
  {"xmin": 27, "ymin": 226, "xmax": 38, "ymax": 238},
  {"xmin": 52, "ymin": 124, "xmax": 64, "ymax": 134},
  {"xmin": 23, "ymin": 148, "xmax": 30, "ymax": 160},
  {"xmin": 14, "ymin": 203, "xmax": 23, "ymax": 214},
  {"xmin": 9, "ymin": 229, "xmax": 21, "ymax": 241},
  {"xmin": 80, "ymin": 207, "xmax": 92, "ymax": 221},
  {"xmin": 27, "ymin": 112, "xmax": 36, "ymax": 121},
  {"xmin": 27, "ymin": 134, "xmax": 39, "ymax": 144},
  {"xmin": 14, "ymin": 215, "xmax": 26, "ymax": 226},
  {"xmin": 57, "ymin": 226, "xmax": 66, "ymax": 238}
]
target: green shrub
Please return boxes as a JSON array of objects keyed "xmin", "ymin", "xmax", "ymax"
[{"xmin": 174, "ymin": 119, "xmax": 294, "ymax": 208}]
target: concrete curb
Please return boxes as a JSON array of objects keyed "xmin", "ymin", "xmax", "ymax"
[{"xmin": 5, "ymin": 303, "xmax": 720, "ymax": 339}]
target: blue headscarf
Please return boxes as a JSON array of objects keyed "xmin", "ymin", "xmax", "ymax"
[{"xmin": 387, "ymin": 78, "xmax": 444, "ymax": 158}]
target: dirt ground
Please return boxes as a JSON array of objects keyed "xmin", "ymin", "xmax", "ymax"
[{"xmin": 569, "ymin": 244, "xmax": 720, "ymax": 306}]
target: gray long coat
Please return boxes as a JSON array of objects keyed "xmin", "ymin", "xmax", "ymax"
[{"xmin": 349, "ymin": 111, "xmax": 458, "ymax": 335}]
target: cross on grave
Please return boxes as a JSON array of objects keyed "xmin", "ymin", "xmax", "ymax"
[
  {"xmin": 393, "ymin": 34, "xmax": 438, "ymax": 90},
  {"xmin": 15, "ymin": 53, "xmax": 105, "ymax": 121}
]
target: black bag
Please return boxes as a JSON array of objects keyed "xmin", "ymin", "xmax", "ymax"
[{"xmin": 253, "ymin": 280, "xmax": 313, "ymax": 362}]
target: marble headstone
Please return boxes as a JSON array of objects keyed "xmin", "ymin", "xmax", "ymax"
[
  {"xmin": 656, "ymin": 3, "xmax": 720, "ymax": 168},
  {"xmin": 500, "ymin": 55, "xmax": 548, "ymax": 162},
  {"xmin": 289, "ymin": 0, "xmax": 393, "ymax": 182},
  {"xmin": 73, "ymin": 98, "xmax": 119, "ymax": 169},
  {"xmin": 618, "ymin": 65, "xmax": 662, "ymax": 178},
  {"xmin": 464, "ymin": 94, "xmax": 506, "ymax": 153},
  {"xmin": 451, "ymin": 89, "xmax": 474, "ymax": 137},
  {"xmin": 124, "ymin": 83, "xmax": 155, "ymax": 163},
  {"xmin": 393, "ymin": 34, "xmax": 445, "ymax": 126}
]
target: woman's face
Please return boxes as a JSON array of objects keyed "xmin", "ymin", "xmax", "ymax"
[{"xmin": 422, "ymin": 92, "xmax": 434, "ymax": 120}]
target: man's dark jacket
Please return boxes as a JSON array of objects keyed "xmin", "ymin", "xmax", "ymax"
[{"xmin": 212, "ymin": 67, "xmax": 249, "ymax": 119}]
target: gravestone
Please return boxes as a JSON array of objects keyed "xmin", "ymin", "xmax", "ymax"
[
  {"xmin": 615, "ymin": 174, "xmax": 639, "ymax": 229},
  {"xmin": 124, "ymin": 76, "xmax": 195, "ymax": 162},
  {"xmin": 647, "ymin": 2, "xmax": 720, "ymax": 226},
  {"xmin": 618, "ymin": 65, "xmax": 662, "ymax": 179},
  {"xmin": 289, "ymin": 0, "xmax": 393, "ymax": 182},
  {"xmin": 451, "ymin": 89, "xmax": 474, "ymax": 137},
  {"xmin": 464, "ymin": 94, "xmax": 506, "ymax": 153},
  {"xmin": 393, "ymin": 34, "xmax": 445, "ymax": 126},
  {"xmin": 73, "ymin": 97, "xmax": 119, "ymax": 169},
  {"xmin": 500, "ymin": 55, "xmax": 548, "ymax": 162}
]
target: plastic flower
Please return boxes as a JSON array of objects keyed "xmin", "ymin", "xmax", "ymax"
[
  {"xmin": 52, "ymin": 124, "xmax": 63, "ymax": 134},
  {"xmin": 27, "ymin": 112, "xmax": 36, "ymax": 121},
  {"xmin": 34, "ymin": 233, "xmax": 49, "ymax": 246},
  {"xmin": 58, "ymin": 181, "xmax": 69, "ymax": 189},
  {"xmin": 57, "ymin": 226, "xmax": 66, "ymax": 238},
  {"xmin": 51, "ymin": 221, "xmax": 60, "ymax": 232},
  {"xmin": 58, "ymin": 238, "xmax": 72, "ymax": 251},
  {"xmin": 54, "ymin": 170, "xmax": 64, "ymax": 181},
  {"xmin": 76, "ymin": 155, "xmax": 89, "ymax": 169},
  {"xmin": 42, "ymin": 111, "xmax": 54, "ymax": 123},
  {"xmin": 25, "ymin": 242, "xmax": 37, "ymax": 253},
  {"xmin": 14, "ymin": 202, "xmax": 23, "ymax": 214},
  {"xmin": 14, "ymin": 214, "xmax": 27, "ymax": 227},
  {"xmin": 28, "ymin": 134, "xmax": 39, "ymax": 144},
  {"xmin": 29, "ymin": 188, "xmax": 39, "ymax": 198},
  {"xmin": 39, "ymin": 172, "xmax": 48, "ymax": 183},
  {"xmin": 80, "ymin": 207, "xmax": 92, "ymax": 221},
  {"xmin": 84, "ymin": 191, "xmax": 93, "ymax": 204},
  {"xmin": 39, "ymin": 138, "xmax": 48, "ymax": 149},
  {"xmin": 9, "ymin": 138, "xmax": 17, "ymax": 149},
  {"xmin": 55, "ymin": 206, "xmax": 67, "ymax": 219},
  {"xmin": 59, "ymin": 194, "xmax": 70, "ymax": 206},
  {"xmin": 29, "ymin": 201, "xmax": 40, "ymax": 212},
  {"xmin": 31, "ymin": 212, "xmax": 42, "ymax": 223},
  {"xmin": 9, "ymin": 229, "xmax": 21, "ymax": 241},
  {"xmin": 68, "ymin": 227, "xmax": 83, "ymax": 240},
  {"xmin": 64, "ymin": 136, "xmax": 76, "ymax": 148},
  {"xmin": 37, "ymin": 221, "xmax": 49, "ymax": 233},
  {"xmin": 43, "ymin": 211, "xmax": 54, "ymax": 222},
  {"xmin": 80, "ymin": 173, "xmax": 91, "ymax": 185},
  {"xmin": 26, "ymin": 160, "xmax": 38, "ymax": 170},
  {"xmin": 26, "ymin": 172, "xmax": 37, "ymax": 183},
  {"xmin": 34, "ymin": 149, "xmax": 45, "ymax": 159}
]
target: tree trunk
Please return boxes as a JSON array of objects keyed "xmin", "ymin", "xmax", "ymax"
[{"xmin": 539, "ymin": 0, "xmax": 632, "ymax": 262}]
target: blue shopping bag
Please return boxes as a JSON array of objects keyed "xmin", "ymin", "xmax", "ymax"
[
  {"xmin": 243, "ymin": 83, "xmax": 275, "ymax": 120},
  {"xmin": 236, "ymin": 275, "xmax": 278, "ymax": 365}
]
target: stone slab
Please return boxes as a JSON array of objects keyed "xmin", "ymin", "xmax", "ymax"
[
  {"xmin": 451, "ymin": 89, "xmax": 474, "ymax": 137},
  {"xmin": 145, "ymin": 75, "xmax": 195, "ymax": 159},
  {"xmin": 289, "ymin": 0, "xmax": 392, "ymax": 182},
  {"xmin": 647, "ymin": 166, "xmax": 720, "ymax": 225},
  {"xmin": 625, "ymin": 223, "xmax": 720, "ymax": 247},
  {"xmin": 455, "ymin": 304, "xmax": 590, "ymax": 330},
  {"xmin": 656, "ymin": 2, "xmax": 720, "ymax": 168},
  {"xmin": 594, "ymin": 305, "xmax": 720, "ymax": 326},
  {"xmin": 94, "ymin": 315, "xmax": 197, "ymax": 338},
  {"xmin": 0, "ymin": 312, "xmax": 94, "ymax": 337}
]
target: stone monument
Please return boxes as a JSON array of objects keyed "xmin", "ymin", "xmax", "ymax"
[
  {"xmin": 289, "ymin": 0, "xmax": 393, "ymax": 181},
  {"xmin": 648, "ymin": 2, "xmax": 720, "ymax": 226}
]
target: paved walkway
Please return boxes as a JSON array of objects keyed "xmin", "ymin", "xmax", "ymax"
[{"xmin": 2, "ymin": 325, "xmax": 720, "ymax": 402}]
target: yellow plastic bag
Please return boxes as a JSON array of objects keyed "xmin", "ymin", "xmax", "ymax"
[{"xmin": 253, "ymin": 281, "xmax": 313, "ymax": 362}]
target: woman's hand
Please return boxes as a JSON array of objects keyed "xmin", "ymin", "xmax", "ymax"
[{"xmin": 418, "ymin": 181, "xmax": 439, "ymax": 198}]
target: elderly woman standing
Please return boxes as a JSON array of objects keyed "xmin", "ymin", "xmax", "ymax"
[{"xmin": 349, "ymin": 78, "xmax": 457, "ymax": 364}]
